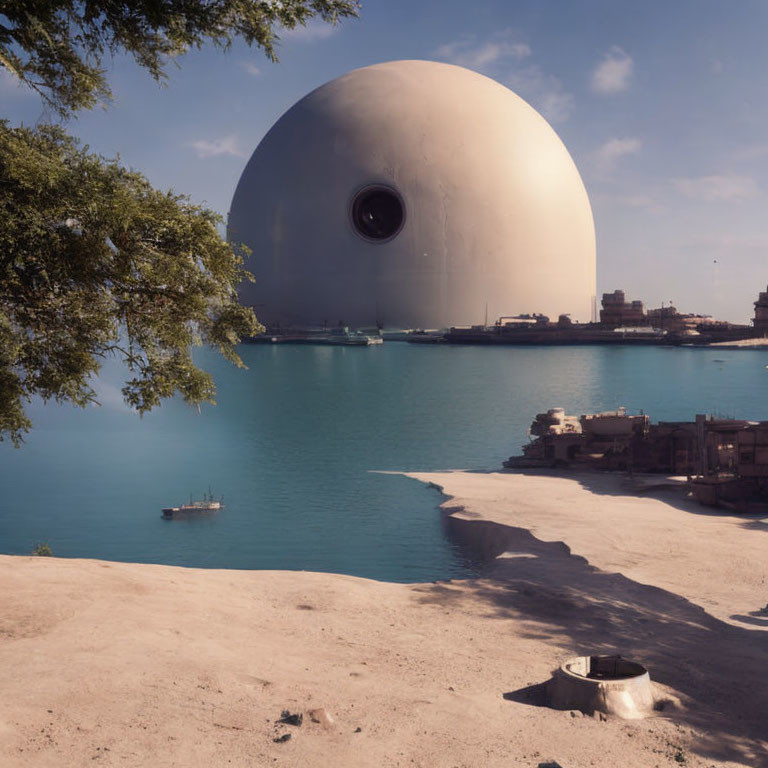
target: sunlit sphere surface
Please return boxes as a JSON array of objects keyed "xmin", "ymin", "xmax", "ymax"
[{"xmin": 229, "ymin": 60, "xmax": 596, "ymax": 328}]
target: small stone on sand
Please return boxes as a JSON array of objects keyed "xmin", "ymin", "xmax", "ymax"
[{"xmin": 308, "ymin": 708, "xmax": 334, "ymax": 726}]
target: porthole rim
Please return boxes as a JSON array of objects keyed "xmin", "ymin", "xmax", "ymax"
[{"xmin": 348, "ymin": 183, "xmax": 407, "ymax": 244}]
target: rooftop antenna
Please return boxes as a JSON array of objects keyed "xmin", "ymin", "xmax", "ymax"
[{"xmin": 484, "ymin": 302, "xmax": 488, "ymax": 328}]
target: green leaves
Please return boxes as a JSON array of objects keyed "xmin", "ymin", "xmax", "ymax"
[
  {"xmin": 0, "ymin": 1, "xmax": 360, "ymax": 117},
  {"xmin": 0, "ymin": 1, "xmax": 361, "ymax": 443},
  {"xmin": 0, "ymin": 122, "xmax": 264, "ymax": 444}
]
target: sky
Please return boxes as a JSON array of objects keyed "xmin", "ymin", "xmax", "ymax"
[{"xmin": 4, "ymin": 0, "xmax": 768, "ymax": 322}]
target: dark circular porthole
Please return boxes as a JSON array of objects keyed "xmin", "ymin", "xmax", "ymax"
[{"xmin": 350, "ymin": 185, "xmax": 405, "ymax": 242}]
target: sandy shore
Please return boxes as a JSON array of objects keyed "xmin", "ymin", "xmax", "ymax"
[
  {"xmin": 1, "ymin": 471, "xmax": 767, "ymax": 767},
  {"xmin": 707, "ymin": 337, "xmax": 768, "ymax": 348}
]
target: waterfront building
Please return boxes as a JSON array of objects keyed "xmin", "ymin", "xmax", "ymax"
[
  {"xmin": 599, "ymin": 290, "xmax": 725, "ymax": 336},
  {"xmin": 645, "ymin": 304, "xmax": 676, "ymax": 326},
  {"xmin": 754, "ymin": 285, "xmax": 768, "ymax": 334},
  {"xmin": 228, "ymin": 60, "xmax": 596, "ymax": 329},
  {"xmin": 599, "ymin": 290, "xmax": 645, "ymax": 327},
  {"xmin": 646, "ymin": 306, "xmax": 715, "ymax": 333},
  {"xmin": 507, "ymin": 408, "xmax": 768, "ymax": 509}
]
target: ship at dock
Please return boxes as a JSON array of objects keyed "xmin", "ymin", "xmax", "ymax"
[
  {"xmin": 442, "ymin": 289, "xmax": 761, "ymax": 345},
  {"xmin": 249, "ymin": 325, "xmax": 383, "ymax": 346},
  {"xmin": 243, "ymin": 286, "xmax": 767, "ymax": 348}
]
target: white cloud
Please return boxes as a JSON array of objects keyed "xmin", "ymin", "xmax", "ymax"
[
  {"xmin": 240, "ymin": 62, "xmax": 261, "ymax": 77},
  {"xmin": 434, "ymin": 33, "xmax": 571, "ymax": 123},
  {"xmin": 591, "ymin": 46, "xmax": 633, "ymax": 94},
  {"xmin": 435, "ymin": 37, "xmax": 531, "ymax": 69},
  {"xmin": 593, "ymin": 136, "xmax": 642, "ymax": 173},
  {"xmin": 506, "ymin": 66, "xmax": 574, "ymax": 123},
  {"xmin": 673, "ymin": 173, "xmax": 759, "ymax": 201},
  {"xmin": 188, "ymin": 135, "xmax": 246, "ymax": 159},
  {"xmin": 280, "ymin": 19, "xmax": 339, "ymax": 42}
]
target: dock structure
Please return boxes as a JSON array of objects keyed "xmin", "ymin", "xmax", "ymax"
[
  {"xmin": 505, "ymin": 408, "xmax": 768, "ymax": 510},
  {"xmin": 247, "ymin": 285, "xmax": 768, "ymax": 347},
  {"xmin": 442, "ymin": 287, "xmax": 758, "ymax": 345}
]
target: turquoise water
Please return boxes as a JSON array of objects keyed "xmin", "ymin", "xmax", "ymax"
[{"xmin": 1, "ymin": 344, "xmax": 767, "ymax": 581}]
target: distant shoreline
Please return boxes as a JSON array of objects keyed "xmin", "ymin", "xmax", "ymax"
[{"xmin": 706, "ymin": 337, "xmax": 768, "ymax": 348}]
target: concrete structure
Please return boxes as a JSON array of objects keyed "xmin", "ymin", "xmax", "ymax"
[
  {"xmin": 228, "ymin": 60, "xmax": 596, "ymax": 329},
  {"xmin": 547, "ymin": 655, "xmax": 654, "ymax": 719},
  {"xmin": 599, "ymin": 290, "xmax": 645, "ymax": 327},
  {"xmin": 597, "ymin": 288, "xmax": 747, "ymax": 338},
  {"xmin": 646, "ymin": 306, "xmax": 715, "ymax": 333},
  {"xmin": 506, "ymin": 407, "xmax": 768, "ymax": 510},
  {"xmin": 754, "ymin": 285, "xmax": 768, "ymax": 334},
  {"xmin": 646, "ymin": 304, "xmax": 722, "ymax": 334}
]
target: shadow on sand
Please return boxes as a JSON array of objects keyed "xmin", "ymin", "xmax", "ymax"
[
  {"xmin": 469, "ymin": 467, "xmax": 768, "ymax": 533},
  {"xmin": 502, "ymin": 682, "xmax": 548, "ymax": 707},
  {"xmin": 416, "ymin": 513, "xmax": 768, "ymax": 767}
]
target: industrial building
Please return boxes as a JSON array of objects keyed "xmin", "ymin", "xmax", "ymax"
[
  {"xmin": 599, "ymin": 290, "xmax": 645, "ymax": 326},
  {"xmin": 595, "ymin": 288, "xmax": 756, "ymax": 339},
  {"xmin": 505, "ymin": 408, "xmax": 768, "ymax": 510},
  {"xmin": 754, "ymin": 285, "xmax": 768, "ymax": 334}
]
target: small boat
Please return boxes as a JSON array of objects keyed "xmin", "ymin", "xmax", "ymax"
[
  {"xmin": 407, "ymin": 329, "xmax": 447, "ymax": 343},
  {"xmin": 251, "ymin": 327, "xmax": 383, "ymax": 345},
  {"xmin": 313, "ymin": 327, "xmax": 383, "ymax": 345},
  {"xmin": 162, "ymin": 488, "xmax": 224, "ymax": 519}
]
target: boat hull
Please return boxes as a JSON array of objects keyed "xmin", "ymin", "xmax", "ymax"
[{"xmin": 161, "ymin": 503, "xmax": 223, "ymax": 520}]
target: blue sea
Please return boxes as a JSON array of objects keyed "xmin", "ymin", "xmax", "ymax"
[{"xmin": 1, "ymin": 344, "xmax": 766, "ymax": 581}]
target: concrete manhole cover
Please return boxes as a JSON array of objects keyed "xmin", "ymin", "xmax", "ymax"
[{"xmin": 547, "ymin": 654, "xmax": 654, "ymax": 719}]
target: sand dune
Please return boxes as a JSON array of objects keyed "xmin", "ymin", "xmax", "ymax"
[{"xmin": 1, "ymin": 471, "xmax": 766, "ymax": 767}]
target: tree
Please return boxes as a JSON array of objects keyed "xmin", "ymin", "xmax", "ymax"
[
  {"xmin": 1, "ymin": 121, "xmax": 261, "ymax": 444},
  {"xmin": 0, "ymin": 1, "xmax": 359, "ymax": 116},
  {"xmin": 0, "ymin": 2, "xmax": 359, "ymax": 444}
]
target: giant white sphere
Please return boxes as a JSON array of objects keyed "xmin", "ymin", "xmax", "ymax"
[{"xmin": 229, "ymin": 60, "xmax": 596, "ymax": 328}]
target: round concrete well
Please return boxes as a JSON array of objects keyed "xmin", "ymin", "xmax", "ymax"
[{"xmin": 547, "ymin": 655, "xmax": 654, "ymax": 719}]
